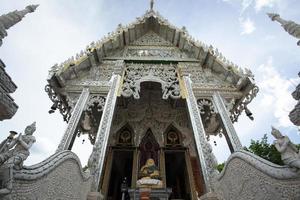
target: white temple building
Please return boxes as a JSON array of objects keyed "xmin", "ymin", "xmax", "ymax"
[{"xmin": 0, "ymin": 2, "xmax": 300, "ymax": 200}]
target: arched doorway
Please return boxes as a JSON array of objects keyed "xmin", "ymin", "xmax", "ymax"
[
  {"xmin": 106, "ymin": 124, "xmax": 134, "ymax": 200},
  {"xmin": 164, "ymin": 125, "xmax": 194, "ymax": 199}
]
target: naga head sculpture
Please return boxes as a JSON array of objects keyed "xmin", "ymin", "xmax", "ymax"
[{"xmin": 271, "ymin": 126, "xmax": 283, "ymax": 139}]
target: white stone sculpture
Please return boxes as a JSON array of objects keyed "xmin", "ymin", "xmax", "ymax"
[
  {"xmin": 267, "ymin": 13, "xmax": 300, "ymax": 46},
  {"xmin": 271, "ymin": 127, "xmax": 300, "ymax": 170},
  {"xmin": 0, "ymin": 5, "xmax": 38, "ymax": 46},
  {"xmin": 0, "ymin": 122, "xmax": 36, "ymax": 170}
]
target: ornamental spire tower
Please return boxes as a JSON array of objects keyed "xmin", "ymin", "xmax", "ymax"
[
  {"xmin": 0, "ymin": 5, "xmax": 38, "ymax": 120},
  {"xmin": 150, "ymin": 0, "xmax": 154, "ymax": 10},
  {"xmin": 267, "ymin": 13, "xmax": 300, "ymax": 46},
  {"xmin": 0, "ymin": 4, "xmax": 39, "ymax": 46}
]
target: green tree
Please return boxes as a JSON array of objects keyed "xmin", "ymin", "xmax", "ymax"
[
  {"xmin": 216, "ymin": 163, "xmax": 225, "ymax": 172},
  {"xmin": 217, "ymin": 134, "xmax": 294, "ymax": 172},
  {"xmin": 244, "ymin": 134, "xmax": 284, "ymax": 165}
]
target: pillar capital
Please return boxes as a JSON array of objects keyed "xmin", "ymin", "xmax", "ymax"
[
  {"xmin": 212, "ymin": 91, "xmax": 242, "ymax": 152},
  {"xmin": 56, "ymin": 87, "xmax": 90, "ymax": 152}
]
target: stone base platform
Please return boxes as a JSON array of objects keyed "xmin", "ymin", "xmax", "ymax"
[
  {"xmin": 199, "ymin": 192, "xmax": 223, "ymax": 200},
  {"xmin": 86, "ymin": 192, "xmax": 104, "ymax": 200},
  {"xmin": 128, "ymin": 187, "xmax": 172, "ymax": 200}
]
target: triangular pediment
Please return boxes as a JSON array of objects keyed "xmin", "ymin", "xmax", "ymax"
[
  {"xmin": 131, "ymin": 31, "xmax": 174, "ymax": 46},
  {"xmin": 47, "ymin": 9, "xmax": 258, "ymax": 124},
  {"xmin": 50, "ymin": 10, "xmax": 256, "ymax": 105},
  {"xmin": 103, "ymin": 29, "xmax": 192, "ymax": 59}
]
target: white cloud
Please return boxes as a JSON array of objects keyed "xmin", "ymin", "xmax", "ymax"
[
  {"xmin": 255, "ymin": 0, "xmax": 277, "ymax": 11},
  {"xmin": 241, "ymin": 0, "xmax": 254, "ymax": 13},
  {"xmin": 239, "ymin": 17, "xmax": 256, "ymax": 35},
  {"xmin": 222, "ymin": 0, "xmax": 253, "ymax": 13},
  {"xmin": 264, "ymin": 35, "xmax": 276, "ymax": 41},
  {"xmin": 222, "ymin": 0, "xmax": 281, "ymax": 13},
  {"xmin": 257, "ymin": 57, "xmax": 298, "ymax": 127}
]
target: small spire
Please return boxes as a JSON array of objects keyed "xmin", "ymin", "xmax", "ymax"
[
  {"xmin": 267, "ymin": 13, "xmax": 300, "ymax": 46},
  {"xmin": 267, "ymin": 13, "xmax": 279, "ymax": 21},
  {"xmin": 0, "ymin": 4, "xmax": 39, "ymax": 46},
  {"xmin": 150, "ymin": 0, "xmax": 154, "ymax": 11},
  {"xmin": 26, "ymin": 5, "xmax": 39, "ymax": 13}
]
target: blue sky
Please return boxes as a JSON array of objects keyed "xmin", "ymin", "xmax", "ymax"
[{"xmin": 0, "ymin": 0, "xmax": 299, "ymax": 165}]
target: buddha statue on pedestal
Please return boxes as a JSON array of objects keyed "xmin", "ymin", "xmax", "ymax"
[{"xmin": 137, "ymin": 158, "xmax": 162, "ymax": 188}]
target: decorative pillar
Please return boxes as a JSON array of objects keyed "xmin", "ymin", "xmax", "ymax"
[
  {"xmin": 56, "ymin": 87, "xmax": 90, "ymax": 152},
  {"xmin": 212, "ymin": 92, "xmax": 242, "ymax": 152},
  {"xmin": 89, "ymin": 74, "xmax": 122, "ymax": 192},
  {"xmin": 131, "ymin": 148, "xmax": 138, "ymax": 188},
  {"xmin": 159, "ymin": 149, "xmax": 166, "ymax": 188},
  {"xmin": 183, "ymin": 76, "xmax": 216, "ymax": 193}
]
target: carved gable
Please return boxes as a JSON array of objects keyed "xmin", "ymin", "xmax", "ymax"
[
  {"xmin": 131, "ymin": 31, "xmax": 174, "ymax": 46},
  {"xmin": 65, "ymin": 61, "xmax": 115, "ymax": 87},
  {"xmin": 129, "ymin": 30, "xmax": 190, "ymax": 58},
  {"xmin": 104, "ymin": 31, "xmax": 191, "ymax": 59}
]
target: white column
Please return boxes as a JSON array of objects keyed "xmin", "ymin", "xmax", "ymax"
[
  {"xmin": 183, "ymin": 76, "xmax": 215, "ymax": 192},
  {"xmin": 212, "ymin": 91, "xmax": 242, "ymax": 152},
  {"xmin": 56, "ymin": 87, "xmax": 90, "ymax": 152},
  {"xmin": 89, "ymin": 74, "xmax": 121, "ymax": 192}
]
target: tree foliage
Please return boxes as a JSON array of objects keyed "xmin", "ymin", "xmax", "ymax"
[
  {"xmin": 216, "ymin": 163, "xmax": 225, "ymax": 172},
  {"xmin": 244, "ymin": 134, "xmax": 284, "ymax": 165},
  {"xmin": 217, "ymin": 134, "xmax": 296, "ymax": 172}
]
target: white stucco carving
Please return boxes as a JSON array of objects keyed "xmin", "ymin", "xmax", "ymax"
[{"xmin": 215, "ymin": 150, "xmax": 300, "ymax": 200}]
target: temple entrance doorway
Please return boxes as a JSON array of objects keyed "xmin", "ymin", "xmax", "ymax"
[
  {"xmin": 102, "ymin": 79, "xmax": 205, "ymax": 199},
  {"xmin": 107, "ymin": 149, "xmax": 133, "ymax": 200},
  {"xmin": 165, "ymin": 151, "xmax": 191, "ymax": 200}
]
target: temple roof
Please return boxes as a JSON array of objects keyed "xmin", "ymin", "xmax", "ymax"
[
  {"xmin": 48, "ymin": 9, "xmax": 254, "ymax": 83},
  {"xmin": 46, "ymin": 8, "xmax": 258, "ymax": 123}
]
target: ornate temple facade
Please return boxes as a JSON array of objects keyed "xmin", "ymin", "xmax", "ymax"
[
  {"xmin": 1, "ymin": 3, "xmax": 300, "ymax": 200},
  {"xmin": 45, "ymin": 6, "xmax": 260, "ymax": 199}
]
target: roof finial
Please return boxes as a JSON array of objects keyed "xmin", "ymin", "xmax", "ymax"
[{"xmin": 150, "ymin": 0, "xmax": 154, "ymax": 11}]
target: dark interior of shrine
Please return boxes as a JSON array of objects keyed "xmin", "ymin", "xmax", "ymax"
[
  {"xmin": 107, "ymin": 150, "xmax": 133, "ymax": 200},
  {"xmin": 165, "ymin": 151, "xmax": 191, "ymax": 199}
]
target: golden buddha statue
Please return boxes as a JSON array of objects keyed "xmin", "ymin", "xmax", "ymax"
[{"xmin": 137, "ymin": 158, "xmax": 162, "ymax": 188}]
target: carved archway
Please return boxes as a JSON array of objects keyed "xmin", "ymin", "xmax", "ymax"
[
  {"xmin": 121, "ymin": 63, "xmax": 181, "ymax": 100},
  {"xmin": 164, "ymin": 124, "xmax": 183, "ymax": 147},
  {"xmin": 139, "ymin": 129, "xmax": 160, "ymax": 168},
  {"xmin": 116, "ymin": 123, "xmax": 134, "ymax": 146}
]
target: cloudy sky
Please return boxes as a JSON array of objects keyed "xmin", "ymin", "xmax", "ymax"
[{"xmin": 0, "ymin": 0, "xmax": 299, "ymax": 166}]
